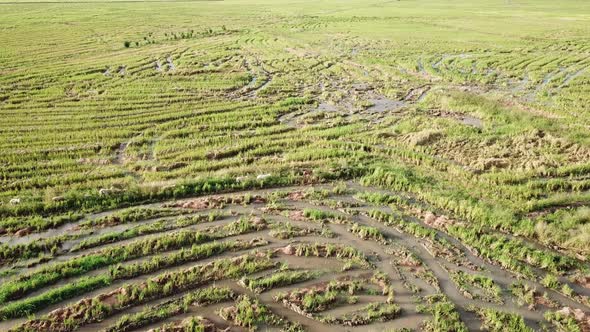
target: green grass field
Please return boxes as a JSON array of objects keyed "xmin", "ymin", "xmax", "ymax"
[{"xmin": 1, "ymin": 0, "xmax": 590, "ymax": 331}]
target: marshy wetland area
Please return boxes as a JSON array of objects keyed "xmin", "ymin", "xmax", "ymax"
[{"xmin": 1, "ymin": 0, "xmax": 590, "ymax": 331}]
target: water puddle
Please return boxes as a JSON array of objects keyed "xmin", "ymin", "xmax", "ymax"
[
  {"xmin": 461, "ymin": 115, "xmax": 483, "ymax": 129},
  {"xmin": 366, "ymin": 97, "xmax": 405, "ymax": 113}
]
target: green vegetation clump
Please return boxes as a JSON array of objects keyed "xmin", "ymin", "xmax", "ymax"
[
  {"xmin": 544, "ymin": 310, "xmax": 582, "ymax": 332},
  {"xmin": 222, "ymin": 216, "xmax": 267, "ymax": 235},
  {"xmin": 240, "ymin": 269, "xmax": 317, "ymax": 293},
  {"xmin": 0, "ymin": 234, "xmax": 76, "ymax": 262},
  {"xmin": 303, "ymin": 208, "xmax": 344, "ymax": 222},
  {"xmin": 469, "ymin": 306, "xmax": 533, "ymax": 332},
  {"xmin": 0, "ymin": 213, "xmax": 83, "ymax": 234},
  {"xmin": 534, "ymin": 207, "xmax": 590, "ymax": 257},
  {"xmin": 275, "ymin": 279, "xmax": 366, "ymax": 314},
  {"xmin": 445, "ymin": 225, "xmax": 578, "ymax": 278},
  {"xmin": 0, "ymin": 275, "xmax": 111, "ymax": 321},
  {"xmin": 322, "ymin": 302, "xmax": 401, "ymax": 326},
  {"xmin": 269, "ymin": 222, "xmax": 319, "ymax": 239},
  {"xmin": 79, "ymin": 207, "xmax": 188, "ymax": 229},
  {"xmin": 450, "ymin": 270, "xmax": 502, "ymax": 304},
  {"xmin": 71, "ymin": 213, "xmax": 220, "ymax": 252},
  {"xmin": 150, "ymin": 316, "xmax": 211, "ymax": 332},
  {"xmin": 301, "ymin": 289, "xmax": 339, "ymax": 312},
  {"xmin": 349, "ymin": 222, "xmax": 385, "ymax": 242},
  {"xmin": 368, "ymin": 209, "xmax": 437, "ymax": 241},
  {"xmin": 509, "ymin": 281, "xmax": 556, "ymax": 309},
  {"xmin": 219, "ymin": 295, "xmax": 304, "ymax": 332},
  {"xmin": 105, "ymin": 286, "xmax": 235, "ymax": 332},
  {"xmin": 282, "ymin": 242, "xmax": 372, "ymax": 269},
  {"xmin": 354, "ymin": 192, "xmax": 407, "ymax": 206},
  {"xmin": 418, "ymin": 294, "xmax": 468, "ymax": 332}
]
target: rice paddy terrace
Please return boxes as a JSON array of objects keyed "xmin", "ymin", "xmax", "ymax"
[{"xmin": 1, "ymin": 0, "xmax": 590, "ymax": 331}]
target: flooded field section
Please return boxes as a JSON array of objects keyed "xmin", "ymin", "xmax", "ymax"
[{"xmin": 0, "ymin": 182, "xmax": 588, "ymax": 332}]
